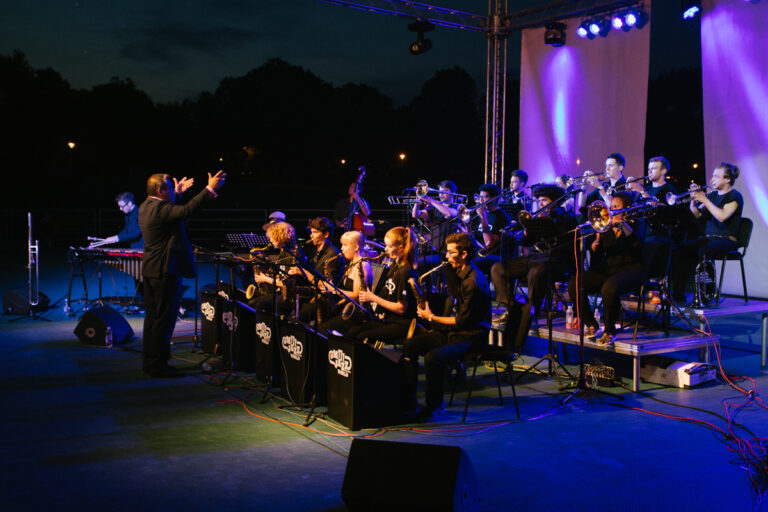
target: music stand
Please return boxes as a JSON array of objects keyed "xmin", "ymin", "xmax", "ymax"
[
  {"xmin": 514, "ymin": 216, "xmax": 574, "ymax": 381},
  {"xmin": 225, "ymin": 233, "xmax": 270, "ymax": 251}
]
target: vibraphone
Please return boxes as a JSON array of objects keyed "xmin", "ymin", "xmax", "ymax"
[{"xmin": 68, "ymin": 247, "xmax": 144, "ymax": 307}]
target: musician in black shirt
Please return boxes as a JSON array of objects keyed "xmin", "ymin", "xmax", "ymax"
[
  {"xmin": 402, "ymin": 232, "xmax": 491, "ymax": 420},
  {"xmin": 296, "ymin": 217, "xmax": 343, "ymax": 323},
  {"xmin": 671, "ymin": 163, "xmax": 743, "ymax": 303},
  {"xmin": 626, "ymin": 156, "xmax": 677, "ymax": 279},
  {"xmin": 491, "ymin": 184, "xmax": 576, "ymax": 319},
  {"xmin": 582, "ymin": 153, "xmax": 628, "ymax": 208},
  {"xmin": 567, "ymin": 191, "xmax": 646, "ymax": 345},
  {"xmin": 412, "ymin": 180, "xmax": 459, "ymax": 270}
]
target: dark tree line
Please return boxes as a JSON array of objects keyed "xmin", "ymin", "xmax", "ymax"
[
  {"xmin": 0, "ymin": 51, "xmax": 488, "ymax": 212},
  {"xmin": 1, "ymin": 49, "xmax": 703, "ymax": 214}
]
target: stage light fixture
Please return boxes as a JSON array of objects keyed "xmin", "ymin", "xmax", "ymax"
[
  {"xmin": 544, "ymin": 22, "xmax": 566, "ymax": 46},
  {"xmin": 595, "ymin": 17, "xmax": 611, "ymax": 37},
  {"xmin": 681, "ymin": 0, "xmax": 701, "ymax": 19},
  {"xmin": 408, "ymin": 20, "xmax": 435, "ymax": 56},
  {"xmin": 612, "ymin": 15, "xmax": 624, "ymax": 30},
  {"xmin": 577, "ymin": 21, "xmax": 590, "ymax": 38}
]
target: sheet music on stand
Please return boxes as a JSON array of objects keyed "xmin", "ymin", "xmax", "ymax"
[{"xmin": 225, "ymin": 233, "xmax": 270, "ymax": 251}]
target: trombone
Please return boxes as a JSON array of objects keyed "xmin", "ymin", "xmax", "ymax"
[
  {"xmin": 666, "ymin": 186, "xmax": 709, "ymax": 206},
  {"xmin": 583, "ymin": 201, "xmax": 656, "ymax": 233},
  {"xmin": 414, "ymin": 180, "xmax": 468, "ymax": 203},
  {"xmin": 456, "ymin": 194, "xmax": 499, "ymax": 224}
]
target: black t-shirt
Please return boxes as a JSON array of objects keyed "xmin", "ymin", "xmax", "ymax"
[
  {"xmin": 371, "ymin": 262, "xmax": 417, "ymax": 321},
  {"xmin": 703, "ymin": 189, "xmax": 743, "ymax": 239},
  {"xmin": 472, "ymin": 208, "xmax": 511, "ymax": 242}
]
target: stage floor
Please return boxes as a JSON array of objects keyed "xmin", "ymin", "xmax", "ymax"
[{"xmin": 2, "ymin": 249, "xmax": 767, "ymax": 511}]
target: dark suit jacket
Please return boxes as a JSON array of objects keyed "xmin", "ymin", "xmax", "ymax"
[{"xmin": 139, "ymin": 188, "xmax": 214, "ymax": 279}]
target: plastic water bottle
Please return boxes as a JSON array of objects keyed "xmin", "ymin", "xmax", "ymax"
[
  {"xmin": 105, "ymin": 326, "xmax": 113, "ymax": 348},
  {"xmin": 565, "ymin": 304, "xmax": 574, "ymax": 329}
]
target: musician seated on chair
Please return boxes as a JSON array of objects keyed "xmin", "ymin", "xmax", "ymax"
[
  {"xmin": 295, "ymin": 218, "xmax": 344, "ymax": 323},
  {"xmin": 626, "ymin": 156, "xmax": 678, "ymax": 282},
  {"xmin": 671, "ymin": 163, "xmax": 743, "ymax": 304},
  {"xmin": 491, "ymin": 184, "xmax": 576, "ymax": 321},
  {"xmin": 581, "ymin": 152, "xmax": 629, "ymax": 210},
  {"xmin": 401, "ymin": 232, "xmax": 491, "ymax": 421},
  {"xmin": 567, "ymin": 191, "xmax": 646, "ymax": 345},
  {"xmin": 412, "ymin": 179, "xmax": 460, "ymax": 270},
  {"xmin": 464, "ymin": 183, "xmax": 511, "ymax": 276},
  {"xmin": 505, "ymin": 169, "xmax": 532, "ymax": 214},
  {"xmin": 320, "ymin": 227, "xmax": 418, "ymax": 345},
  {"xmin": 249, "ymin": 221, "xmax": 305, "ymax": 315},
  {"xmin": 90, "ymin": 192, "xmax": 143, "ymax": 249}
]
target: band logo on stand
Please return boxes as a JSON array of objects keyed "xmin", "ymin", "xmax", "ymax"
[
  {"xmin": 282, "ymin": 335, "xmax": 303, "ymax": 361},
  {"xmin": 256, "ymin": 322, "xmax": 271, "ymax": 346},
  {"xmin": 329, "ymin": 348, "xmax": 353, "ymax": 378}
]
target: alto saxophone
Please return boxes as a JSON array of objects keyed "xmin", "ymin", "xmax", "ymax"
[{"xmin": 406, "ymin": 261, "xmax": 449, "ymax": 339}]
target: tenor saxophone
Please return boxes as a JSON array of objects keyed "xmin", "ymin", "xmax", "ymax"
[{"xmin": 406, "ymin": 261, "xmax": 449, "ymax": 339}]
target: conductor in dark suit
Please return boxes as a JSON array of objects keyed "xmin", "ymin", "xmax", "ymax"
[{"xmin": 139, "ymin": 170, "xmax": 226, "ymax": 377}]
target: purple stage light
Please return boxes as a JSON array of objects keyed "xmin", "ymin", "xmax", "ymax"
[
  {"xmin": 589, "ymin": 21, "xmax": 600, "ymax": 35},
  {"xmin": 625, "ymin": 12, "xmax": 638, "ymax": 26},
  {"xmin": 577, "ymin": 25, "xmax": 588, "ymax": 38},
  {"xmin": 612, "ymin": 16, "xmax": 624, "ymax": 30},
  {"xmin": 683, "ymin": 6, "xmax": 700, "ymax": 19}
]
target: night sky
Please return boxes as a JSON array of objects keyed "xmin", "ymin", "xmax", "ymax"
[{"xmin": 0, "ymin": 1, "xmax": 699, "ymax": 106}]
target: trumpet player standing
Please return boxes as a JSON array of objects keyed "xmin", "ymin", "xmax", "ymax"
[{"xmin": 401, "ymin": 232, "xmax": 491, "ymax": 421}]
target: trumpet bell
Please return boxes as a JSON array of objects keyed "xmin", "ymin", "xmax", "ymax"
[{"xmin": 245, "ymin": 284, "xmax": 256, "ymax": 300}]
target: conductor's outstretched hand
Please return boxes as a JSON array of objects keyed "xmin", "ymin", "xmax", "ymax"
[{"xmin": 208, "ymin": 170, "xmax": 227, "ymax": 191}]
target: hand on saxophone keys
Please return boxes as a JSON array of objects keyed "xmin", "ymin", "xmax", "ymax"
[
  {"xmin": 358, "ymin": 289, "xmax": 376, "ymax": 304},
  {"xmin": 417, "ymin": 302, "xmax": 433, "ymax": 321}
]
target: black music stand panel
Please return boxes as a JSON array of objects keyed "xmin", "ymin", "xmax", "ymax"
[
  {"xmin": 326, "ymin": 335, "xmax": 403, "ymax": 430},
  {"xmin": 199, "ymin": 290, "xmax": 222, "ymax": 354},
  {"xmin": 249, "ymin": 305, "xmax": 280, "ymax": 384},
  {"xmin": 279, "ymin": 321, "xmax": 328, "ymax": 406},
  {"xmin": 216, "ymin": 299, "xmax": 257, "ymax": 372}
]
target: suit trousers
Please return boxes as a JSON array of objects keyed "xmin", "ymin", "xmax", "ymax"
[{"xmin": 143, "ymin": 274, "xmax": 182, "ymax": 373}]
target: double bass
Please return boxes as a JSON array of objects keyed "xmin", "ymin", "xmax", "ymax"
[{"xmin": 347, "ymin": 166, "xmax": 375, "ymax": 238}]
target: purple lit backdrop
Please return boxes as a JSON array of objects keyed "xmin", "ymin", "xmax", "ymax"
[
  {"xmin": 702, "ymin": 0, "xmax": 768, "ymax": 298},
  {"xmin": 519, "ymin": 6, "xmax": 651, "ymax": 186}
]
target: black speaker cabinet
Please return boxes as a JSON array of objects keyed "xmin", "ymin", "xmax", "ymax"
[
  {"xmin": 217, "ymin": 299, "xmax": 256, "ymax": 372},
  {"xmin": 3, "ymin": 288, "xmax": 50, "ymax": 315},
  {"xmin": 342, "ymin": 438, "xmax": 480, "ymax": 512},
  {"xmin": 74, "ymin": 305, "xmax": 134, "ymax": 345},
  {"xmin": 279, "ymin": 320, "xmax": 328, "ymax": 405},
  {"xmin": 326, "ymin": 335, "xmax": 403, "ymax": 430},
  {"xmin": 199, "ymin": 289, "xmax": 222, "ymax": 354}
]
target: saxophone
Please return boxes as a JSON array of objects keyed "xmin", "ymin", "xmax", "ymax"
[
  {"xmin": 340, "ymin": 253, "xmax": 382, "ymax": 321},
  {"xmin": 406, "ymin": 261, "xmax": 449, "ymax": 339}
]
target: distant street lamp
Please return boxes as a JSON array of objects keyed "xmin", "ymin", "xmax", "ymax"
[
  {"xmin": 398, "ymin": 153, "xmax": 406, "ymax": 161},
  {"xmin": 67, "ymin": 141, "xmax": 76, "ymax": 149}
]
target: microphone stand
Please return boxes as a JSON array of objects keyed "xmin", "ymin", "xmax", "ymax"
[{"xmin": 560, "ymin": 226, "xmax": 622, "ymax": 402}]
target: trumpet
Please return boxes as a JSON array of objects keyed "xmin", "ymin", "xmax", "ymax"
[
  {"xmin": 566, "ymin": 170, "xmax": 607, "ymax": 188},
  {"xmin": 604, "ymin": 175, "xmax": 650, "ymax": 195},
  {"xmin": 666, "ymin": 186, "xmax": 709, "ymax": 206},
  {"xmin": 406, "ymin": 261, "xmax": 449, "ymax": 339}
]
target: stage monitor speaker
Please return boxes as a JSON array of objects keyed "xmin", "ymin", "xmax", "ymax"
[
  {"xmin": 74, "ymin": 305, "xmax": 133, "ymax": 345},
  {"xmin": 3, "ymin": 288, "xmax": 50, "ymax": 315},
  {"xmin": 327, "ymin": 335, "xmax": 402, "ymax": 430},
  {"xmin": 341, "ymin": 438, "xmax": 480, "ymax": 512}
]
